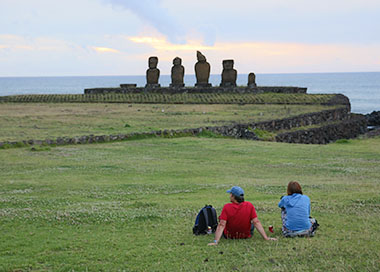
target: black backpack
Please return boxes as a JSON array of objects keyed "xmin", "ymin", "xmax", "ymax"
[{"xmin": 193, "ymin": 205, "xmax": 218, "ymax": 235}]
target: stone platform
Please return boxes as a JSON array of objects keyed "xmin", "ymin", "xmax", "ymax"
[{"xmin": 84, "ymin": 86, "xmax": 307, "ymax": 95}]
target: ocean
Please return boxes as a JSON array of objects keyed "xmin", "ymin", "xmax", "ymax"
[{"xmin": 0, "ymin": 72, "xmax": 379, "ymax": 114}]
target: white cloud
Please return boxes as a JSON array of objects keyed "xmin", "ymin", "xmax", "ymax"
[{"xmin": 92, "ymin": 47, "xmax": 120, "ymax": 54}]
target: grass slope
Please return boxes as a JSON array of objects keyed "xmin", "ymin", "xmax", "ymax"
[
  {"xmin": 0, "ymin": 137, "xmax": 379, "ymax": 271},
  {"xmin": 0, "ymin": 103, "xmax": 334, "ymax": 142}
]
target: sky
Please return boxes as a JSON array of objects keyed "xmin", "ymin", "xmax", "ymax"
[{"xmin": 0, "ymin": 0, "xmax": 379, "ymax": 76}]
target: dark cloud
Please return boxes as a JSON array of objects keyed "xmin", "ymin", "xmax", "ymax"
[{"xmin": 104, "ymin": 0, "xmax": 186, "ymax": 44}]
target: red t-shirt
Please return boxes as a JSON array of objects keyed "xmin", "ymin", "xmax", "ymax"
[{"xmin": 219, "ymin": 201, "xmax": 257, "ymax": 239}]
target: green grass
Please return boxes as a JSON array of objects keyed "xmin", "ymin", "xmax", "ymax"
[
  {"xmin": 251, "ymin": 128, "xmax": 277, "ymax": 141},
  {"xmin": 0, "ymin": 93, "xmax": 337, "ymax": 104},
  {"xmin": 0, "ymin": 103, "xmax": 335, "ymax": 142},
  {"xmin": 0, "ymin": 136, "xmax": 379, "ymax": 271}
]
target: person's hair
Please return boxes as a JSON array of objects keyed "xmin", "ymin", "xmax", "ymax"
[
  {"xmin": 287, "ymin": 181, "xmax": 303, "ymax": 195},
  {"xmin": 233, "ymin": 194, "xmax": 245, "ymax": 203}
]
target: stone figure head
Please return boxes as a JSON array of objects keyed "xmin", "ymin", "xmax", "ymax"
[
  {"xmin": 223, "ymin": 60, "xmax": 234, "ymax": 70},
  {"xmin": 173, "ymin": 57, "xmax": 182, "ymax": 66},
  {"xmin": 196, "ymin": 51, "xmax": 206, "ymax": 62},
  {"xmin": 248, "ymin": 72, "xmax": 257, "ymax": 87},
  {"xmin": 148, "ymin": 56, "xmax": 158, "ymax": 69}
]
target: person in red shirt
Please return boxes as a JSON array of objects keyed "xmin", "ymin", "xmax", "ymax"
[{"xmin": 208, "ymin": 186, "xmax": 277, "ymax": 245}]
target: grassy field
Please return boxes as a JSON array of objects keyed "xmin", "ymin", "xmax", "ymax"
[
  {"xmin": 0, "ymin": 103, "xmax": 335, "ymax": 142},
  {"xmin": 0, "ymin": 136, "xmax": 379, "ymax": 271}
]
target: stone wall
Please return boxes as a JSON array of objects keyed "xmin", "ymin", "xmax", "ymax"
[
  {"xmin": 233, "ymin": 106, "xmax": 350, "ymax": 132},
  {"xmin": 275, "ymin": 114, "xmax": 367, "ymax": 144},
  {"xmin": 1, "ymin": 106, "xmax": 357, "ymax": 149},
  {"xmin": 84, "ymin": 86, "xmax": 307, "ymax": 95},
  {"xmin": 366, "ymin": 111, "xmax": 380, "ymax": 126}
]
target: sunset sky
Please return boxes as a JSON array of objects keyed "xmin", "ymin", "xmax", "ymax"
[{"xmin": 1, "ymin": 0, "xmax": 379, "ymax": 76}]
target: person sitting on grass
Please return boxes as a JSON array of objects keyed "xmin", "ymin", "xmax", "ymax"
[
  {"xmin": 279, "ymin": 181, "xmax": 319, "ymax": 237},
  {"xmin": 208, "ymin": 186, "xmax": 277, "ymax": 246}
]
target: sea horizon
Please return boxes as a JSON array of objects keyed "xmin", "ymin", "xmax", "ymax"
[
  {"xmin": 1, "ymin": 71, "xmax": 379, "ymax": 78},
  {"xmin": 1, "ymin": 71, "xmax": 379, "ymax": 114}
]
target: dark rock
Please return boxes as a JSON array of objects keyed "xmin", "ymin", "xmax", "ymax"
[
  {"xmin": 120, "ymin": 84, "xmax": 137, "ymax": 88},
  {"xmin": 275, "ymin": 114, "xmax": 367, "ymax": 144},
  {"xmin": 109, "ymin": 135, "xmax": 118, "ymax": 141},
  {"xmin": 365, "ymin": 127, "xmax": 380, "ymax": 138},
  {"xmin": 84, "ymin": 86, "xmax": 307, "ymax": 94},
  {"xmin": 56, "ymin": 138, "xmax": 64, "ymax": 145},
  {"xmin": 325, "ymin": 94, "xmax": 351, "ymax": 109},
  {"xmin": 366, "ymin": 111, "xmax": 380, "ymax": 126},
  {"xmin": 45, "ymin": 139, "xmax": 55, "ymax": 145},
  {"xmin": 88, "ymin": 136, "xmax": 95, "ymax": 143},
  {"xmin": 95, "ymin": 136, "xmax": 104, "ymax": 142}
]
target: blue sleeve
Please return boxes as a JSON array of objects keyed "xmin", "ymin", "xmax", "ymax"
[
  {"xmin": 278, "ymin": 197, "xmax": 285, "ymax": 208},
  {"xmin": 306, "ymin": 196, "xmax": 311, "ymax": 216}
]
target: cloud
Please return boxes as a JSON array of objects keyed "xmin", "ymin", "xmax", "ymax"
[
  {"xmin": 92, "ymin": 47, "xmax": 120, "ymax": 53},
  {"xmin": 128, "ymin": 35, "xmax": 380, "ymax": 74},
  {"xmin": 1, "ymin": 33, "xmax": 379, "ymax": 76},
  {"xmin": 129, "ymin": 36, "xmax": 213, "ymax": 51},
  {"xmin": 0, "ymin": 35, "xmax": 78, "ymax": 52},
  {"xmin": 103, "ymin": 0, "xmax": 185, "ymax": 44}
]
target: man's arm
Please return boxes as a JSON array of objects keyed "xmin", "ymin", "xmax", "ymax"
[
  {"xmin": 207, "ymin": 220, "xmax": 226, "ymax": 246},
  {"xmin": 252, "ymin": 217, "xmax": 277, "ymax": 241}
]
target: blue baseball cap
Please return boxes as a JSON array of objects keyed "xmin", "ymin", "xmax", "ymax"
[{"xmin": 227, "ymin": 186, "xmax": 244, "ymax": 197}]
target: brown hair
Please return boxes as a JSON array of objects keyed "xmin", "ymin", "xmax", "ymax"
[
  {"xmin": 287, "ymin": 181, "xmax": 303, "ymax": 195},
  {"xmin": 233, "ymin": 195, "xmax": 245, "ymax": 203}
]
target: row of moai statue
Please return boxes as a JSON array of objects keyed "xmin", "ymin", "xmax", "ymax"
[{"xmin": 146, "ymin": 51, "xmax": 257, "ymax": 88}]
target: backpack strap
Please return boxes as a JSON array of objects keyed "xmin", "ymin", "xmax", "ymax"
[
  {"xmin": 210, "ymin": 207, "xmax": 217, "ymax": 226},
  {"xmin": 202, "ymin": 207, "xmax": 209, "ymax": 228}
]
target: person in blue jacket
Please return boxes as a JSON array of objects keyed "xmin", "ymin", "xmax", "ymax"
[{"xmin": 278, "ymin": 181, "xmax": 318, "ymax": 237}]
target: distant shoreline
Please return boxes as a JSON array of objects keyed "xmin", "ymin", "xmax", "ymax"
[
  {"xmin": 1, "ymin": 72, "xmax": 379, "ymax": 114},
  {"xmin": 1, "ymin": 71, "xmax": 380, "ymax": 78}
]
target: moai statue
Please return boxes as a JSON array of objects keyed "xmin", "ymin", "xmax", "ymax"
[
  {"xmin": 220, "ymin": 59, "xmax": 237, "ymax": 87},
  {"xmin": 248, "ymin": 72, "xmax": 257, "ymax": 88},
  {"xmin": 170, "ymin": 57, "xmax": 185, "ymax": 88},
  {"xmin": 145, "ymin": 56, "xmax": 160, "ymax": 88},
  {"xmin": 194, "ymin": 51, "xmax": 211, "ymax": 87}
]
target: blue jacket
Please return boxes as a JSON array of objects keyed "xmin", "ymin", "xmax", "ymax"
[{"xmin": 278, "ymin": 194, "xmax": 311, "ymax": 231}]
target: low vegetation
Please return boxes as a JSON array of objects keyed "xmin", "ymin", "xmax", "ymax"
[
  {"xmin": 0, "ymin": 136, "xmax": 379, "ymax": 271},
  {"xmin": 0, "ymin": 93, "xmax": 337, "ymax": 105},
  {"xmin": 0, "ymin": 103, "xmax": 334, "ymax": 142}
]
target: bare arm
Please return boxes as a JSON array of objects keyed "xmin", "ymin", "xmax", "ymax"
[
  {"xmin": 207, "ymin": 220, "xmax": 226, "ymax": 246},
  {"xmin": 252, "ymin": 217, "xmax": 277, "ymax": 241}
]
